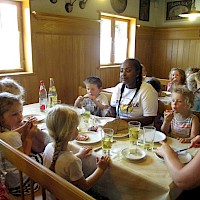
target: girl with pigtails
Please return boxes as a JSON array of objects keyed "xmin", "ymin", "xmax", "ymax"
[{"xmin": 43, "ymin": 104, "xmax": 110, "ymax": 199}]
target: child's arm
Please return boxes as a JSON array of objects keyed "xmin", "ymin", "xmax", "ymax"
[
  {"xmin": 86, "ymin": 95, "xmax": 109, "ymax": 110},
  {"xmin": 74, "ymin": 96, "xmax": 84, "ymax": 108},
  {"xmin": 161, "ymin": 110, "xmax": 174, "ymax": 134},
  {"xmin": 105, "ymin": 106, "xmax": 116, "ymax": 117},
  {"xmin": 71, "ymin": 156, "xmax": 110, "ymax": 191},
  {"xmin": 21, "ymin": 122, "xmax": 37, "ymax": 155}
]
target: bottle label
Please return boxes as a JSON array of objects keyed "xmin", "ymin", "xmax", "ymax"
[{"xmin": 40, "ymin": 104, "xmax": 47, "ymax": 112}]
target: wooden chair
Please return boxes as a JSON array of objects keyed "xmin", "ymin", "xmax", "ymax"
[
  {"xmin": 193, "ymin": 111, "xmax": 200, "ymax": 123},
  {"xmin": 0, "ymin": 139, "xmax": 94, "ymax": 200},
  {"xmin": 157, "ymin": 78, "xmax": 170, "ymax": 91}
]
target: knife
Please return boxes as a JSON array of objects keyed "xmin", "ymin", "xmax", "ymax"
[
  {"xmin": 93, "ymin": 146, "xmax": 102, "ymax": 152},
  {"xmin": 175, "ymin": 147, "xmax": 192, "ymax": 153}
]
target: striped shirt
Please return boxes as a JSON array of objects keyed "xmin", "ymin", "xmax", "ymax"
[{"xmin": 171, "ymin": 114, "xmax": 194, "ymax": 138}]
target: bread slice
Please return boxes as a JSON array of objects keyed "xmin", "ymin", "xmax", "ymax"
[{"xmin": 103, "ymin": 119, "xmax": 128, "ymax": 134}]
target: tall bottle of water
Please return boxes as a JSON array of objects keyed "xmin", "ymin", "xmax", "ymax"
[
  {"xmin": 39, "ymin": 80, "xmax": 47, "ymax": 112},
  {"xmin": 48, "ymin": 78, "xmax": 57, "ymax": 108}
]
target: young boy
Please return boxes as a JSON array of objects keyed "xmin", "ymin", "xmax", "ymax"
[{"xmin": 74, "ymin": 76, "xmax": 109, "ymax": 117}]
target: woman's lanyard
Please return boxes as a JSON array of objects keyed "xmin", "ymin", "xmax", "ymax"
[{"xmin": 117, "ymin": 84, "xmax": 139, "ymax": 117}]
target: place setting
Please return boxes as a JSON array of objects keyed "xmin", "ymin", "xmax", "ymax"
[
  {"xmin": 121, "ymin": 121, "xmax": 168, "ymax": 162},
  {"xmin": 154, "ymin": 147, "xmax": 193, "ymax": 164}
]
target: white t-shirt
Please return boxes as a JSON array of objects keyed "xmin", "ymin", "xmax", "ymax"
[
  {"xmin": 43, "ymin": 143, "xmax": 83, "ymax": 181},
  {"xmin": 82, "ymin": 93, "xmax": 109, "ymax": 117},
  {"xmin": 43, "ymin": 143, "xmax": 84, "ymax": 200},
  {"xmin": 110, "ymin": 82, "xmax": 158, "ymax": 119}
]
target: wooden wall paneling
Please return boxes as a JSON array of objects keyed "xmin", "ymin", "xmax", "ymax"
[
  {"xmin": 182, "ymin": 40, "xmax": 190, "ymax": 70},
  {"xmin": 99, "ymin": 67, "xmax": 120, "ymax": 88},
  {"xmin": 195, "ymin": 41, "xmax": 200, "ymax": 67},
  {"xmin": 135, "ymin": 26, "xmax": 154, "ymax": 76},
  {"xmin": 171, "ymin": 40, "xmax": 178, "ymax": 68},
  {"xmin": 159, "ymin": 40, "xmax": 167, "ymax": 78},
  {"xmin": 30, "ymin": 13, "xmax": 101, "ymax": 104},
  {"xmin": 166, "ymin": 40, "xmax": 173, "ymax": 77},
  {"xmin": 176, "ymin": 40, "xmax": 184, "ymax": 68},
  {"xmin": 188, "ymin": 40, "xmax": 197, "ymax": 67}
]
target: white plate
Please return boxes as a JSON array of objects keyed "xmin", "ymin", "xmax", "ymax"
[
  {"xmin": 75, "ymin": 131, "xmax": 101, "ymax": 144},
  {"xmin": 154, "ymin": 131, "xmax": 166, "ymax": 142},
  {"xmin": 121, "ymin": 148, "xmax": 146, "ymax": 161},
  {"xmin": 113, "ymin": 132, "xmax": 129, "ymax": 138},
  {"xmin": 23, "ymin": 114, "xmax": 46, "ymax": 122},
  {"xmin": 140, "ymin": 130, "xmax": 166, "ymax": 143},
  {"xmin": 154, "ymin": 151, "xmax": 192, "ymax": 164}
]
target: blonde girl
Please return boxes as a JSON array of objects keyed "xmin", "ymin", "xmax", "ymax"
[
  {"xmin": 0, "ymin": 92, "xmax": 42, "ymax": 195},
  {"xmin": 161, "ymin": 87, "xmax": 199, "ymax": 143},
  {"xmin": 167, "ymin": 68, "xmax": 186, "ymax": 92},
  {"xmin": 43, "ymin": 104, "xmax": 110, "ymax": 197}
]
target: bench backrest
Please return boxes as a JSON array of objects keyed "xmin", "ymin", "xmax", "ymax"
[{"xmin": 0, "ymin": 139, "xmax": 94, "ymax": 200}]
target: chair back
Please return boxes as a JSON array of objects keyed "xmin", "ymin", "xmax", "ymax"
[{"xmin": 0, "ymin": 139, "xmax": 94, "ymax": 200}]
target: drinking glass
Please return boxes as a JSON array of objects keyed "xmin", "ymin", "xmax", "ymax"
[
  {"xmin": 143, "ymin": 126, "xmax": 156, "ymax": 151},
  {"xmin": 82, "ymin": 105, "xmax": 94, "ymax": 123},
  {"xmin": 128, "ymin": 121, "xmax": 141, "ymax": 146},
  {"xmin": 101, "ymin": 128, "xmax": 114, "ymax": 155}
]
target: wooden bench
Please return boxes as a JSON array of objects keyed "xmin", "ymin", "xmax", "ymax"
[{"xmin": 0, "ymin": 139, "xmax": 94, "ymax": 200}]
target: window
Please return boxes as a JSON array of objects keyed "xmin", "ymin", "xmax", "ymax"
[
  {"xmin": 100, "ymin": 14, "xmax": 136, "ymax": 66},
  {"xmin": 0, "ymin": 0, "xmax": 31, "ymax": 73}
]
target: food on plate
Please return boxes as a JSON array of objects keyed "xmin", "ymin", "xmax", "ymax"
[
  {"xmin": 103, "ymin": 119, "xmax": 128, "ymax": 134},
  {"xmin": 76, "ymin": 134, "xmax": 89, "ymax": 141},
  {"xmin": 88, "ymin": 126, "xmax": 98, "ymax": 132}
]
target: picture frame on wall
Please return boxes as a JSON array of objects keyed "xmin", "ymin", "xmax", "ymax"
[
  {"xmin": 139, "ymin": 0, "xmax": 150, "ymax": 21},
  {"xmin": 166, "ymin": 0, "xmax": 192, "ymax": 20}
]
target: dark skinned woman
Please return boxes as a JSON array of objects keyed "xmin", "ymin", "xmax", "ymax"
[{"xmin": 107, "ymin": 58, "xmax": 158, "ymax": 126}]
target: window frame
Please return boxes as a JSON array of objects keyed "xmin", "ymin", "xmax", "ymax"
[
  {"xmin": 100, "ymin": 13, "xmax": 136, "ymax": 68},
  {"xmin": 0, "ymin": 0, "xmax": 32, "ymax": 74}
]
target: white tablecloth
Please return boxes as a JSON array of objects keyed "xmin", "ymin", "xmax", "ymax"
[{"xmin": 23, "ymin": 103, "xmax": 199, "ymax": 200}]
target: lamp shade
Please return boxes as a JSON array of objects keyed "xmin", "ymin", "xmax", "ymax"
[
  {"xmin": 178, "ymin": 0, "xmax": 200, "ymax": 20},
  {"xmin": 179, "ymin": 10, "xmax": 200, "ymax": 18}
]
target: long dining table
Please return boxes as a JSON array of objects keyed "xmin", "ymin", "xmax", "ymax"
[{"xmin": 23, "ymin": 103, "xmax": 199, "ymax": 200}]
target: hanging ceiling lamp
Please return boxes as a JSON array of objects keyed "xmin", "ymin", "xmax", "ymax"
[{"xmin": 179, "ymin": 0, "xmax": 200, "ymax": 21}]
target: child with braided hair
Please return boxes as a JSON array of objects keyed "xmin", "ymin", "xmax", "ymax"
[{"xmin": 43, "ymin": 104, "xmax": 110, "ymax": 199}]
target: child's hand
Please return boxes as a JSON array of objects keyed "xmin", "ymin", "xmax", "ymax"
[
  {"xmin": 24, "ymin": 122, "xmax": 37, "ymax": 139},
  {"xmin": 85, "ymin": 94, "xmax": 96, "ymax": 102},
  {"xmin": 190, "ymin": 135, "xmax": 200, "ymax": 148},
  {"xmin": 171, "ymin": 77, "xmax": 177, "ymax": 83},
  {"xmin": 164, "ymin": 110, "xmax": 174, "ymax": 123},
  {"xmin": 76, "ymin": 146, "xmax": 92, "ymax": 159},
  {"xmin": 96, "ymin": 156, "xmax": 110, "ymax": 171},
  {"xmin": 177, "ymin": 137, "xmax": 191, "ymax": 143},
  {"xmin": 77, "ymin": 96, "xmax": 84, "ymax": 103}
]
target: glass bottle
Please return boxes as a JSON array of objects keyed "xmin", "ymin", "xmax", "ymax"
[
  {"xmin": 48, "ymin": 78, "xmax": 57, "ymax": 108},
  {"xmin": 39, "ymin": 80, "xmax": 47, "ymax": 112}
]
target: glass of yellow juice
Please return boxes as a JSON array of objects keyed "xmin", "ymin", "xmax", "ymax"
[
  {"xmin": 101, "ymin": 128, "xmax": 114, "ymax": 155},
  {"xmin": 128, "ymin": 121, "xmax": 141, "ymax": 146}
]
